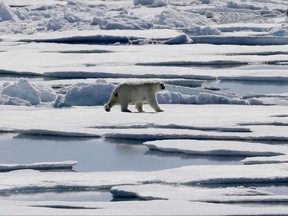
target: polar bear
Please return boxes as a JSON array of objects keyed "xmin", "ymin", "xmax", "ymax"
[{"xmin": 104, "ymin": 81, "xmax": 165, "ymax": 112}]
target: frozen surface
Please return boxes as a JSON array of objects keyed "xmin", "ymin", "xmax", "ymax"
[
  {"xmin": 0, "ymin": 161, "xmax": 77, "ymax": 172},
  {"xmin": 144, "ymin": 139, "xmax": 288, "ymax": 157},
  {"xmin": 242, "ymin": 155, "xmax": 288, "ymax": 165},
  {"xmin": 2, "ymin": 164, "xmax": 288, "ymax": 194},
  {"xmin": 2, "ymin": 163, "xmax": 288, "ymax": 215},
  {"xmin": 111, "ymin": 184, "xmax": 288, "ymax": 203},
  {"xmin": 1, "ymin": 78, "xmax": 287, "ymax": 107},
  {"xmin": 2, "ymin": 199, "xmax": 288, "ymax": 216},
  {"xmin": 0, "ymin": 105, "xmax": 287, "ymax": 142},
  {"xmin": 1, "ymin": 0, "xmax": 288, "ymax": 214}
]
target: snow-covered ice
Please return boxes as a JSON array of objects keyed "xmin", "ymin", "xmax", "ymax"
[
  {"xmin": 3, "ymin": 199, "xmax": 288, "ymax": 216},
  {"xmin": 2, "ymin": 163, "xmax": 288, "ymax": 215},
  {"xmin": 0, "ymin": 105, "xmax": 287, "ymax": 142},
  {"xmin": 0, "ymin": 161, "xmax": 77, "ymax": 172},
  {"xmin": 144, "ymin": 139, "xmax": 288, "ymax": 157},
  {"xmin": 1, "ymin": 0, "xmax": 288, "ymax": 214},
  {"xmin": 111, "ymin": 184, "xmax": 288, "ymax": 204},
  {"xmin": 2, "ymin": 164, "xmax": 288, "ymax": 195},
  {"xmin": 242, "ymin": 155, "xmax": 288, "ymax": 165}
]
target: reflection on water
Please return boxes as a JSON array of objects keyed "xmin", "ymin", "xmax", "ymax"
[
  {"xmin": 2, "ymin": 134, "xmax": 288, "ymax": 203},
  {"xmin": 202, "ymin": 80, "xmax": 288, "ymax": 97},
  {"xmin": 0, "ymin": 133, "xmax": 243, "ymax": 202},
  {"xmin": 0, "ymin": 134, "xmax": 243, "ymax": 172}
]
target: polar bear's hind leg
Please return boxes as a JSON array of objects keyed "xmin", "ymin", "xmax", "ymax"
[{"xmin": 135, "ymin": 102, "xmax": 144, "ymax": 112}]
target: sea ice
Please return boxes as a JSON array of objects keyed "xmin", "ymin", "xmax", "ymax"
[
  {"xmin": 144, "ymin": 139, "xmax": 288, "ymax": 157},
  {"xmin": 0, "ymin": 161, "xmax": 77, "ymax": 172},
  {"xmin": 1, "ymin": 78, "xmax": 57, "ymax": 105},
  {"xmin": 242, "ymin": 155, "xmax": 288, "ymax": 165},
  {"xmin": 0, "ymin": 1, "xmax": 18, "ymax": 22},
  {"xmin": 0, "ymin": 0, "xmax": 288, "ymax": 215},
  {"xmin": 111, "ymin": 184, "xmax": 288, "ymax": 203},
  {"xmin": 2, "ymin": 164, "xmax": 288, "ymax": 195},
  {"xmin": 55, "ymin": 79, "xmax": 115, "ymax": 107},
  {"xmin": 0, "ymin": 105, "xmax": 287, "ymax": 142}
]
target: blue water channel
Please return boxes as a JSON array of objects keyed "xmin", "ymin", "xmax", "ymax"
[{"xmin": 0, "ymin": 133, "xmax": 243, "ymax": 202}]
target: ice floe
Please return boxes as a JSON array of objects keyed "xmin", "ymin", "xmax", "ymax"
[
  {"xmin": 242, "ymin": 155, "xmax": 288, "ymax": 165},
  {"xmin": 144, "ymin": 139, "xmax": 288, "ymax": 157},
  {"xmin": 111, "ymin": 184, "xmax": 288, "ymax": 204},
  {"xmin": 1, "ymin": 163, "xmax": 288, "ymax": 194},
  {"xmin": 0, "ymin": 161, "xmax": 77, "ymax": 172},
  {"xmin": 1, "ymin": 0, "xmax": 288, "ymax": 215},
  {"xmin": 0, "ymin": 105, "xmax": 287, "ymax": 142},
  {"xmin": 2, "ymin": 199, "xmax": 288, "ymax": 216}
]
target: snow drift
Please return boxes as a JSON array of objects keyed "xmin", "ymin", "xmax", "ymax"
[
  {"xmin": 1, "ymin": 78, "xmax": 56, "ymax": 105},
  {"xmin": 0, "ymin": 2, "xmax": 18, "ymax": 22}
]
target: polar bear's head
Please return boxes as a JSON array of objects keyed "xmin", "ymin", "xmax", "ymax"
[{"xmin": 155, "ymin": 81, "xmax": 165, "ymax": 92}]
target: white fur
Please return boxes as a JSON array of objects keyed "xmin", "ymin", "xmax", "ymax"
[{"xmin": 104, "ymin": 81, "xmax": 165, "ymax": 112}]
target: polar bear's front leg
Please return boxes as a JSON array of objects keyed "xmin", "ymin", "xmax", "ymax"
[
  {"xmin": 148, "ymin": 96, "xmax": 163, "ymax": 112},
  {"xmin": 120, "ymin": 100, "xmax": 131, "ymax": 112}
]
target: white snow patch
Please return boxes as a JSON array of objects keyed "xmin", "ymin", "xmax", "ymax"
[
  {"xmin": 0, "ymin": 2, "xmax": 18, "ymax": 22},
  {"xmin": 0, "ymin": 94, "xmax": 31, "ymax": 106},
  {"xmin": 1, "ymin": 78, "xmax": 57, "ymax": 105},
  {"xmin": 54, "ymin": 79, "xmax": 115, "ymax": 107}
]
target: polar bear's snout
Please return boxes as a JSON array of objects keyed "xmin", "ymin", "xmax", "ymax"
[{"xmin": 160, "ymin": 83, "xmax": 165, "ymax": 90}]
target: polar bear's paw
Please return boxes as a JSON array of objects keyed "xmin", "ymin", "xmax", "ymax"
[
  {"xmin": 121, "ymin": 108, "xmax": 132, "ymax": 113},
  {"xmin": 104, "ymin": 104, "xmax": 111, "ymax": 112}
]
